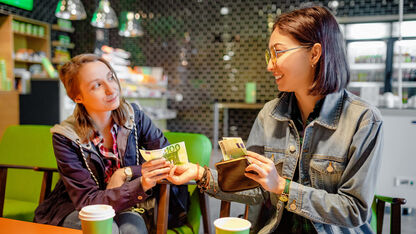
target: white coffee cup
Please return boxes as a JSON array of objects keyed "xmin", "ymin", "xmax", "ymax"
[
  {"xmin": 214, "ymin": 217, "xmax": 251, "ymax": 234},
  {"xmin": 78, "ymin": 204, "xmax": 115, "ymax": 234}
]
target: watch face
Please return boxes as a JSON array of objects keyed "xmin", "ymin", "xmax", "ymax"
[{"xmin": 125, "ymin": 167, "xmax": 132, "ymax": 176}]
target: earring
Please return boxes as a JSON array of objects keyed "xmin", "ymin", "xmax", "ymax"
[{"xmin": 311, "ymin": 64, "xmax": 315, "ymax": 68}]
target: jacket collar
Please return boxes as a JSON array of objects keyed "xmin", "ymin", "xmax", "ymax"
[
  {"xmin": 270, "ymin": 90, "xmax": 345, "ymax": 130},
  {"xmin": 50, "ymin": 102, "xmax": 135, "ymax": 150}
]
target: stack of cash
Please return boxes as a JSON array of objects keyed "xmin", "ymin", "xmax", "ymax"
[
  {"xmin": 139, "ymin": 142, "xmax": 188, "ymax": 165},
  {"xmin": 218, "ymin": 137, "xmax": 248, "ymax": 161}
]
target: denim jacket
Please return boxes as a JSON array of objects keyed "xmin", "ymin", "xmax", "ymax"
[{"xmin": 206, "ymin": 90, "xmax": 383, "ymax": 233}]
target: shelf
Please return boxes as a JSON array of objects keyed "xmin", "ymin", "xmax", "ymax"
[
  {"xmin": 52, "ymin": 24, "xmax": 74, "ymax": 33},
  {"xmin": 393, "ymin": 63, "xmax": 416, "ymax": 69},
  {"xmin": 14, "ymin": 59, "xmax": 42, "ymax": 64},
  {"xmin": 31, "ymin": 77, "xmax": 58, "ymax": 81},
  {"xmin": 392, "ymin": 81, "xmax": 416, "ymax": 88},
  {"xmin": 348, "ymin": 81, "xmax": 416, "ymax": 88},
  {"xmin": 13, "ymin": 31, "xmax": 47, "ymax": 40},
  {"xmin": 52, "ymin": 58, "xmax": 70, "ymax": 64},
  {"xmin": 125, "ymin": 96, "xmax": 166, "ymax": 99},
  {"xmin": 31, "ymin": 74, "xmax": 49, "ymax": 79},
  {"xmin": 349, "ymin": 63, "xmax": 385, "ymax": 70},
  {"xmin": 348, "ymin": 82, "xmax": 384, "ymax": 88},
  {"xmin": 52, "ymin": 41, "xmax": 75, "ymax": 49},
  {"xmin": 345, "ymin": 38, "xmax": 390, "ymax": 42}
]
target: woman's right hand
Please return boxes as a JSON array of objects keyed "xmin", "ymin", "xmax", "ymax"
[
  {"xmin": 140, "ymin": 158, "xmax": 171, "ymax": 192},
  {"xmin": 167, "ymin": 163, "xmax": 203, "ymax": 185}
]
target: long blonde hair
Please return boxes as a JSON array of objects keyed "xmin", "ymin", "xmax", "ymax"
[{"xmin": 59, "ymin": 54, "xmax": 129, "ymax": 143}]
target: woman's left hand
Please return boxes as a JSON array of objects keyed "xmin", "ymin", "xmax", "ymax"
[
  {"xmin": 106, "ymin": 168, "xmax": 127, "ymax": 189},
  {"xmin": 244, "ymin": 151, "xmax": 286, "ymax": 195}
]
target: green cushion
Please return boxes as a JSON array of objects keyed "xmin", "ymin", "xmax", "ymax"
[
  {"xmin": 0, "ymin": 125, "xmax": 57, "ymax": 220},
  {"xmin": 164, "ymin": 132, "xmax": 212, "ymax": 234},
  {"xmin": 2, "ymin": 199, "xmax": 38, "ymax": 222}
]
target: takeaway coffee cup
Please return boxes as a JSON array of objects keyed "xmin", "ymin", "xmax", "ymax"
[
  {"xmin": 214, "ymin": 217, "xmax": 251, "ymax": 234},
  {"xmin": 78, "ymin": 204, "xmax": 115, "ymax": 234}
]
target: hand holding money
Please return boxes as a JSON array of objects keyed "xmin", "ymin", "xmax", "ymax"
[
  {"xmin": 218, "ymin": 137, "xmax": 248, "ymax": 160},
  {"xmin": 139, "ymin": 142, "xmax": 189, "ymax": 165}
]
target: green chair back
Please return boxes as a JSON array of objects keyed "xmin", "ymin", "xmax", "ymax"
[
  {"xmin": 0, "ymin": 125, "xmax": 58, "ymax": 221},
  {"xmin": 163, "ymin": 132, "xmax": 212, "ymax": 234}
]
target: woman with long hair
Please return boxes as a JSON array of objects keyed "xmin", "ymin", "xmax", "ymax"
[{"xmin": 34, "ymin": 54, "xmax": 188, "ymax": 233}]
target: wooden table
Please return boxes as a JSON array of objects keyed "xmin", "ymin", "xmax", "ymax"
[
  {"xmin": 0, "ymin": 217, "xmax": 83, "ymax": 234},
  {"xmin": 213, "ymin": 102, "xmax": 264, "ymax": 150}
]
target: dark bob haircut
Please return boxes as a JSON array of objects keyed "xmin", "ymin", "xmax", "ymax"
[{"xmin": 273, "ymin": 6, "xmax": 349, "ymax": 95}]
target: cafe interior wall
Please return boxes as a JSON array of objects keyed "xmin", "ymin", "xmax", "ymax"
[
  {"xmin": 108, "ymin": 0, "xmax": 416, "ymax": 141},
  {"xmin": 1, "ymin": 0, "xmax": 416, "ymax": 141}
]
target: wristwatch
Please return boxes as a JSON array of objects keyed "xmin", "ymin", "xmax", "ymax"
[
  {"xmin": 124, "ymin": 167, "xmax": 133, "ymax": 181},
  {"xmin": 278, "ymin": 178, "xmax": 291, "ymax": 203}
]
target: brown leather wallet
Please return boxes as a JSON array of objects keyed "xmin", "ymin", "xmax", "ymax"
[{"xmin": 215, "ymin": 157, "xmax": 260, "ymax": 192}]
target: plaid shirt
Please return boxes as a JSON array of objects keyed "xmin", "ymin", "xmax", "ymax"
[
  {"xmin": 274, "ymin": 97, "xmax": 325, "ymax": 234},
  {"xmin": 91, "ymin": 124, "xmax": 120, "ymax": 183}
]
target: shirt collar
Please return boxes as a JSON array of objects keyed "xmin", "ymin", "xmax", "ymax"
[
  {"xmin": 92, "ymin": 123, "xmax": 119, "ymax": 146},
  {"xmin": 270, "ymin": 90, "xmax": 345, "ymax": 129}
]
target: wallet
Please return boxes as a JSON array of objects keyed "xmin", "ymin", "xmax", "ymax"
[{"xmin": 215, "ymin": 157, "xmax": 260, "ymax": 192}]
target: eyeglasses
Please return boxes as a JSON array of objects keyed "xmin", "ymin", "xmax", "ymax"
[{"xmin": 265, "ymin": 45, "xmax": 310, "ymax": 66}]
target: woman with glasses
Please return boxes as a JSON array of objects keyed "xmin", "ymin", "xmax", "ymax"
[
  {"xmin": 33, "ymin": 54, "xmax": 189, "ymax": 233},
  {"xmin": 168, "ymin": 6, "xmax": 382, "ymax": 233}
]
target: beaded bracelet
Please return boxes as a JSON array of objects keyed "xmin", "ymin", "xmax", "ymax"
[{"xmin": 197, "ymin": 165, "xmax": 210, "ymax": 192}]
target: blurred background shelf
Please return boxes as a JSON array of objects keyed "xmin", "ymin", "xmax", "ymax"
[
  {"xmin": 349, "ymin": 81, "xmax": 416, "ymax": 88},
  {"xmin": 13, "ymin": 31, "xmax": 47, "ymax": 40},
  {"xmin": 14, "ymin": 59, "xmax": 42, "ymax": 64},
  {"xmin": 51, "ymin": 41, "xmax": 74, "ymax": 49},
  {"xmin": 349, "ymin": 63, "xmax": 385, "ymax": 70},
  {"xmin": 51, "ymin": 24, "xmax": 74, "ymax": 33}
]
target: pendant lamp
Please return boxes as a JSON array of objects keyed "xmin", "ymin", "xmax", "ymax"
[
  {"xmin": 119, "ymin": 12, "xmax": 144, "ymax": 37},
  {"xmin": 91, "ymin": 0, "xmax": 118, "ymax": 28},
  {"xmin": 55, "ymin": 0, "xmax": 87, "ymax": 20}
]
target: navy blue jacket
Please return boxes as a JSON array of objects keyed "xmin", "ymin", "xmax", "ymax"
[{"xmin": 34, "ymin": 103, "xmax": 188, "ymax": 226}]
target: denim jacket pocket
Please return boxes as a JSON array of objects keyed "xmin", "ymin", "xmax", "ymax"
[
  {"xmin": 264, "ymin": 147, "xmax": 286, "ymax": 176},
  {"xmin": 309, "ymin": 156, "xmax": 346, "ymax": 194}
]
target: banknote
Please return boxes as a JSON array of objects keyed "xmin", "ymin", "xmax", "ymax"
[
  {"xmin": 139, "ymin": 142, "xmax": 188, "ymax": 165},
  {"xmin": 218, "ymin": 137, "xmax": 248, "ymax": 161}
]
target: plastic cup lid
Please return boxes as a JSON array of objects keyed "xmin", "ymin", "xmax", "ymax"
[
  {"xmin": 214, "ymin": 217, "xmax": 251, "ymax": 231},
  {"xmin": 78, "ymin": 204, "xmax": 115, "ymax": 221}
]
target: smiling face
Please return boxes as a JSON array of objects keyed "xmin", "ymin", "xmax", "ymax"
[
  {"xmin": 74, "ymin": 61, "xmax": 120, "ymax": 114},
  {"xmin": 267, "ymin": 28, "xmax": 316, "ymax": 94}
]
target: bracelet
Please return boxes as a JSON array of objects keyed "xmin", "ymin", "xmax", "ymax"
[{"xmin": 197, "ymin": 165, "xmax": 210, "ymax": 192}]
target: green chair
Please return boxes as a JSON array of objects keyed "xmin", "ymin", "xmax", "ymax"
[
  {"xmin": 160, "ymin": 132, "xmax": 212, "ymax": 234},
  {"xmin": 0, "ymin": 125, "xmax": 58, "ymax": 222},
  {"xmin": 371, "ymin": 195, "xmax": 406, "ymax": 234}
]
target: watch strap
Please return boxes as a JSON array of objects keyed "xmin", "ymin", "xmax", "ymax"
[{"xmin": 278, "ymin": 178, "xmax": 291, "ymax": 203}]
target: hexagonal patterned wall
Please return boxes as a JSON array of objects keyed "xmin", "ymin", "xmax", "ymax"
[{"xmin": 2, "ymin": 0, "xmax": 416, "ymax": 141}]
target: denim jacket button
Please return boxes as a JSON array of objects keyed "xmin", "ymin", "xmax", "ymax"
[
  {"xmin": 137, "ymin": 195, "xmax": 143, "ymax": 200},
  {"xmin": 290, "ymin": 202, "xmax": 297, "ymax": 210},
  {"xmin": 326, "ymin": 162, "xmax": 334, "ymax": 173},
  {"xmin": 289, "ymin": 145, "xmax": 296, "ymax": 153}
]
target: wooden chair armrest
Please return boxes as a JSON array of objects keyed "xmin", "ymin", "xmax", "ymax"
[
  {"xmin": 0, "ymin": 164, "xmax": 58, "ymax": 217},
  {"xmin": 156, "ymin": 180, "xmax": 212, "ymax": 234},
  {"xmin": 0, "ymin": 164, "xmax": 36, "ymax": 170},
  {"xmin": 0, "ymin": 164, "xmax": 58, "ymax": 172}
]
